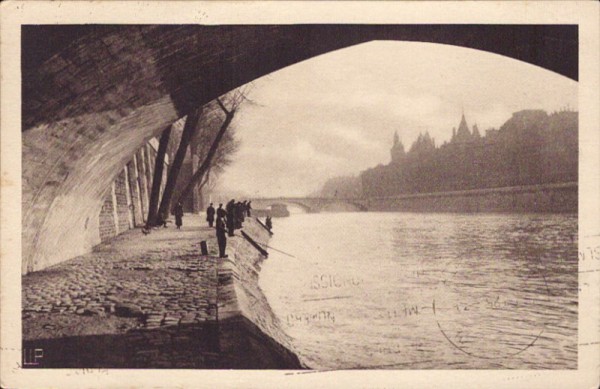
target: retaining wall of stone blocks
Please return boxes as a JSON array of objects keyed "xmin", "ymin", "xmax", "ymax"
[{"xmin": 97, "ymin": 142, "xmax": 168, "ymax": 245}]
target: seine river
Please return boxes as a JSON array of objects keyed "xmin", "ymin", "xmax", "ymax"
[{"xmin": 259, "ymin": 211, "xmax": 578, "ymax": 369}]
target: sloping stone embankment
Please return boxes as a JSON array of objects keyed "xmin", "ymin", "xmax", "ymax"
[{"xmin": 217, "ymin": 218, "xmax": 304, "ymax": 368}]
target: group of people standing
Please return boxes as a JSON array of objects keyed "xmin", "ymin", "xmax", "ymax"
[{"xmin": 205, "ymin": 200, "xmax": 252, "ymax": 258}]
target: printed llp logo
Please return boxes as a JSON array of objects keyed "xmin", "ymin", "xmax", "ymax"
[{"xmin": 23, "ymin": 348, "xmax": 44, "ymax": 366}]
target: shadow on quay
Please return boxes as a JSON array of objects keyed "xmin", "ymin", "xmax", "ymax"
[
  {"xmin": 23, "ymin": 321, "xmax": 220, "ymax": 369},
  {"xmin": 23, "ymin": 316, "xmax": 304, "ymax": 369}
]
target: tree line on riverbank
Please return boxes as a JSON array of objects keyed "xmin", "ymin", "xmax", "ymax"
[{"xmin": 144, "ymin": 88, "xmax": 249, "ymax": 228}]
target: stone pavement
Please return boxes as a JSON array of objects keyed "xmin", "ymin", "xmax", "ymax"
[{"xmin": 22, "ymin": 214, "xmax": 225, "ymax": 368}]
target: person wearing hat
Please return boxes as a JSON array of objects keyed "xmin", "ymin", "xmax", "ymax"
[
  {"xmin": 206, "ymin": 203, "xmax": 215, "ymax": 227},
  {"xmin": 217, "ymin": 203, "xmax": 226, "ymax": 218},
  {"xmin": 226, "ymin": 199, "xmax": 236, "ymax": 236},
  {"xmin": 174, "ymin": 202, "xmax": 184, "ymax": 229},
  {"xmin": 215, "ymin": 214, "xmax": 228, "ymax": 258}
]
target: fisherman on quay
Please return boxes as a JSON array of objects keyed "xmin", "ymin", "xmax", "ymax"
[
  {"xmin": 236, "ymin": 201, "xmax": 245, "ymax": 228},
  {"xmin": 226, "ymin": 199, "xmax": 236, "ymax": 236},
  {"xmin": 217, "ymin": 203, "xmax": 226, "ymax": 218},
  {"xmin": 215, "ymin": 214, "xmax": 228, "ymax": 258},
  {"xmin": 265, "ymin": 216, "xmax": 272, "ymax": 232},
  {"xmin": 206, "ymin": 203, "xmax": 215, "ymax": 228},
  {"xmin": 240, "ymin": 201, "xmax": 247, "ymax": 220},
  {"xmin": 173, "ymin": 202, "xmax": 184, "ymax": 230}
]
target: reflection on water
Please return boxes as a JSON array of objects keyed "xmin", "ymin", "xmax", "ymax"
[{"xmin": 259, "ymin": 212, "xmax": 577, "ymax": 369}]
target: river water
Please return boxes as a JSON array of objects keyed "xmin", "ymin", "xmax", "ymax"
[{"xmin": 259, "ymin": 212, "xmax": 578, "ymax": 369}]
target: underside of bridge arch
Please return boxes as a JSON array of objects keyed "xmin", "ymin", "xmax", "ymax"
[{"xmin": 21, "ymin": 25, "xmax": 577, "ymax": 273}]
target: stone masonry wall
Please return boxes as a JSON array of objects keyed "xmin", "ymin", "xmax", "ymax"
[
  {"xmin": 218, "ymin": 219, "xmax": 304, "ymax": 368},
  {"xmin": 98, "ymin": 190, "xmax": 117, "ymax": 242},
  {"xmin": 126, "ymin": 159, "xmax": 144, "ymax": 226},
  {"xmin": 95, "ymin": 140, "xmax": 168, "ymax": 245},
  {"xmin": 114, "ymin": 169, "xmax": 132, "ymax": 233}
]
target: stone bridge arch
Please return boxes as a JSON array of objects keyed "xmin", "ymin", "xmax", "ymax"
[
  {"xmin": 20, "ymin": 25, "xmax": 577, "ymax": 272},
  {"xmin": 251, "ymin": 198, "xmax": 369, "ymax": 213},
  {"xmin": 275, "ymin": 201, "xmax": 314, "ymax": 214},
  {"xmin": 251, "ymin": 199, "xmax": 315, "ymax": 214}
]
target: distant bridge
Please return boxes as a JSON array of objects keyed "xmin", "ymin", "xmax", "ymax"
[{"xmin": 250, "ymin": 197, "xmax": 369, "ymax": 213}]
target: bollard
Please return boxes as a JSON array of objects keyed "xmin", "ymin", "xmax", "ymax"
[{"xmin": 200, "ymin": 240, "xmax": 209, "ymax": 256}]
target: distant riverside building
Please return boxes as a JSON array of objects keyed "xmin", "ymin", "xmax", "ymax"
[{"xmin": 362, "ymin": 109, "xmax": 578, "ymax": 197}]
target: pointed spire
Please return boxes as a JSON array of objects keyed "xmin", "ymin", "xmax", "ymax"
[
  {"xmin": 455, "ymin": 112, "xmax": 471, "ymax": 142},
  {"xmin": 472, "ymin": 124, "xmax": 481, "ymax": 138},
  {"xmin": 458, "ymin": 114, "xmax": 469, "ymax": 133},
  {"xmin": 390, "ymin": 131, "xmax": 405, "ymax": 162}
]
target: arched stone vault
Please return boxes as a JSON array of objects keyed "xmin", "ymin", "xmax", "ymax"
[{"xmin": 21, "ymin": 25, "xmax": 577, "ymax": 273}]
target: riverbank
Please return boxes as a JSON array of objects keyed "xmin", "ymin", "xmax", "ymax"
[
  {"xmin": 365, "ymin": 182, "xmax": 577, "ymax": 213},
  {"xmin": 21, "ymin": 215, "xmax": 303, "ymax": 369},
  {"xmin": 217, "ymin": 218, "xmax": 303, "ymax": 368}
]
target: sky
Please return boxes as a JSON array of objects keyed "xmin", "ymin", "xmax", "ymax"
[{"xmin": 214, "ymin": 41, "xmax": 578, "ymax": 198}]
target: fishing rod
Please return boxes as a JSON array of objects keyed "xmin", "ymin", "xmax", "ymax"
[{"xmin": 254, "ymin": 241, "xmax": 297, "ymax": 258}]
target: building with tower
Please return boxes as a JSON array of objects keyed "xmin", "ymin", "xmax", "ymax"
[
  {"xmin": 361, "ymin": 109, "xmax": 577, "ymax": 198},
  {"xmin": 390, "ymin": 131, "xmax": 406, "ymax": 163}
]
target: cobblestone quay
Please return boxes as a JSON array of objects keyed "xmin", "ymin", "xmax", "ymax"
[{"xmin": 22, "ymin": 215, "xmax": 303, "ymax": 369}]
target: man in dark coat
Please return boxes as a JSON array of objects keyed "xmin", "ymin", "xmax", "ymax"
[
  {"xmin": 246, "ymin": 201, "xmax": 252, "ymax": 217},
  {"xmin": 174, "ymin": 202, "xmax": 184, "ymax": 229},
  {"xmin": 225, "ymin": 199, "xmax": 236, "ymax": 236},
  {"xmin": 215, "ymin": 215, "xmax": 228, "ymax": 258},
  {"xmin": 217, "ymin": 203, "xmax": 226, "ymax": 218},
  {"xmin": 265, "ymin": 216, "xmax": 272, "ymax": 232},
  {"xmin": 206, "ymin": 203, "xmax": 215, "ymax": 227},
  {"xmin": 236, "ymin": 201, "xmax": 245, "ymax": 228}
]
